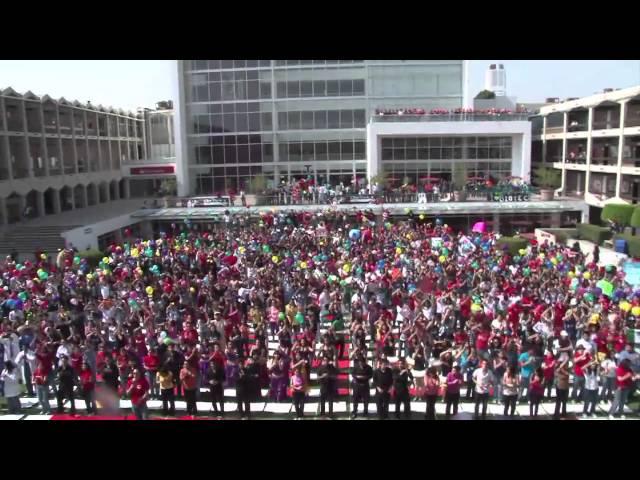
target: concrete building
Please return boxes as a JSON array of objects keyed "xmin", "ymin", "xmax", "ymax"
[
  {"xmin": 532, "ymin": 85, "xmax": 640, "ymax": 220},
  {"xmin": 173, "ymin": 60, "xmax": 470, "ymax": 197},
  {"xmin": 485, "ymin": 64, "xmax": 506, "ymax": 97},
  {"xmin": 0, "ymin": 86, "xmax": 147, "ymax": 225}
]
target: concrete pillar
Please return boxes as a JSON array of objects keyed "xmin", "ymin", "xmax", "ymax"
[
  {"xmin": 17, "ymin": 195, "xmax": 26, "ymax": 219},
  {"xmin": 70, "ymin": 110, "xmax": 79, "ymax": 174},
  {"xmin": 103, "ymin": 183, "xmax": 111, "ymax": 203},
  {"xmin": 122, "ymin": 178, "xmax": 131, "ymax": 199},
  {"xmin": 541, "ymin": 115, "xmax": 547, "ymax": 164},
  {"xmin": 52, "ymin": 190, "xmax": 61, "ymax": 214},
  {"xmin": 36, "ymin": 190, "xmax": 45, "ymax": 218},
  {"xmin": 39, "ymin": 103, "xmax": 50, "ymax": 177},
  {"xmin": 111, "ymin": 181, "xmax": 120, "ymax": 201},
  {"xmin": 615, "ymin": 100, "xmax": 628, "ymax": 198},
  {"xmin": 55, "ymin": 106, "xmax": 63, "ymax": 176},
  {"xmin": 559, "ymin": 112, "xmax": 568, "ymax": 195},
  {"xmin": 0, "ymin": 197, "xmax": 7, "ymax": 225},
  {"xmin": 80, "ymin": 184, "xmax": 88, "ymax": 208},
  {"xmin": 20, "ymin": 99, "xmax": 34, "ymax": 178},
  {"xmin": 492, "ymin": 213, "xmax": 500, "ymax": 233},
  {"xmin": 584, "ymin": 107, "xmax": 594, "ymax": 198},
  {"xmin": 0, "ymin": 98, "xmax": 13, "ymax": 181}
]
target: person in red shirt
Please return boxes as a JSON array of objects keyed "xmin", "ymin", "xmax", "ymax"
[
  {"xmin": 79, "ymin": 362, "xmax": 97, "ymax": 415},
  {"xmin": 181, "ymin": 321, "xmax": 199, "ymax": 347},
  {"xmin": 571, "ymin": 345, "xmax": 591, "ymax": 401},
  {"xmin": 33, "ymin": 361, "xmax": 52, "ymax": 415},
  {"xmin": 127, "ymin": 368, "xmax": 149, "ymax": 420},
  {"xmin": 608, "ymin": 359, "xmax": 638, "ymax": 418},
  {"xmin": 180, "ymin": 361, "xmax": 198, "ymax": 417},
  {"xmin": 542, "ymin": 353, "xmax": 556, "ymax": 399},
  {"xmin": 143, "ymin": 347, "xmax": 161, "ymax": 399}
]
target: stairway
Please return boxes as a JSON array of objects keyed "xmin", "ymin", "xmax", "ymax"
[{"xmin": 0, "ymin": 224, "xmax": 80, "ymax": 258}]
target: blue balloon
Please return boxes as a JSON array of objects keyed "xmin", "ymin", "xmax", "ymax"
[{"xmin": 349, "ymin": 229, "xmax": 361, "ymax": 241}]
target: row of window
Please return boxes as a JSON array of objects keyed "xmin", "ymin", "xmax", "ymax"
[
  {"xmin": 192, "ymin": 140, "xmax": 366, "ymax": 165},
  {"xmin": 192, "ymin": 112, "xmax": 272, "ymax": 134},
  {"xmin": 274, "ymin": 60, "xmax": 363, "ymax": 66},
  {"xmin": 278, "ymin": 109, "xmax": 366, "ymax": 130},
  {"xmin": 190, "ymin": 60, "xmax": 271, "ymax": 71},
  {"xmin": 275, "ymin": 79, "xmax": 365, "ymax": 99},
  {"xmin": 381, "ymin": 136, "xmax": 513, "ymax": 149},
  {"xmin": 382, "ymin": 146, "xmax": 513, "ymax": 161},
  {"xmin": 383, "ymin": 161, "xmax": 512, "ymax": 178},
  {"xmin": 189, "ymin": 102, "xmax": 270, "ymax": 115},
  {"xmin": 278, "ymin": 140, "xmax": 366, "ymax": 162},
  {"xmin": 191, "ymin": 81, "xmax": 270, "ymax": 103}
]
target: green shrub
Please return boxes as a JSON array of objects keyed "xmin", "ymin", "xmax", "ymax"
[
  {"xmin": 601, "ymin": 203, "xmax": 635, "ymax": 226},
  {"xmin": 576, "ymin": 224, "xmax": 612, "ymax": 245},
  {"xmin": 78, "ymin": 249, "xmax": 105, "ymax": 268},
  {"xmin": 631, "ymin": 207, "xmax": 640, "ymax": 229},
  {"xmin": 496, "ymin": 236, "xmax": 529, "ymax": 255},
  {"xmin": 614, "ymin": 234, "xmax": 640, "ymax": 258}
]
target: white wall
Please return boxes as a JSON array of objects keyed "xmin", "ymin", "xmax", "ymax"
[
  {"xmin": 172, "ymin": 60, "xmax": 190, "ymax": 197},
  {"xmin": 367, "ymin": 120, "xmax": 532, "ymax": 181},
  {"xmin": 62, "ymin": 214, "xmax": 140, "ymax": 251}
]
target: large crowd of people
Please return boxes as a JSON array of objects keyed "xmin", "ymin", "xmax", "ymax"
[{"xmin": 1, "ymin": 207, "xmax": 639, "ymax": 420}]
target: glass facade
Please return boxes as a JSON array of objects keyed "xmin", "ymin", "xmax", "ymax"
[
  {"xmin": 381, "ymin": 136, "xmax": 513, "ymax": 184},
  {"xmin": 181, "ymin": 60, "xmax": 465, "ymax": 195}
]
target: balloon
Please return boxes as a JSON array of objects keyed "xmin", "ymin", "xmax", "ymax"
[
  {"xmin": 262, "ymin": 244, "xmax": 271, "ymax": 253},
  {"xmin": 278, "ymin": 312, "xmax": 285, "ymax": 321},
  {"xmin": 596, "ymin": 279, "xmax": 614, "ymax": 298},
  {"xmin": 523, "ymin": 267, "xmax": 531, "ymax": 277},
  {"xmin": 396, "ymin": 247, "xmax": 403, "ymax": 255},
  {"xmin": 38, "ymin": 271, "xmax": 48, "ymax": 281},
  {"xmin": 590, "ymin": 313, "xmax": 601, "ymax": 324},
  {"xmin": 518, "ymin": 249, "xmax": 527, "ymax": 256},
  {"xmin": 294, "ymin": 312, "xmax": 304, "ymax": 325},
  {"xmin": 86, "ymin": 273, "xmax": 94, "ymax": 281},
  {"xmin": 145, "ymin": 286, "xmax": 154, "ymax": 296},
  {"xmin": 102, "ymin": 257, "xmax": 110, "ymax": 264},
  {"xmin": 131, "ymin": 248, "xmax": 139, "ymax": 258},
  {"xmin": 40, "ymin": 253, "xmax": 47, "ymax": 260},
  {"xmin": 583, "ymin": 272, "xmax": 591, "ymax": 280},
  {"xmin": 18, "ymin": 291, "xmax": 28, "ymax": 301},
  {"xmin": 568, "ymin": 271, "xmax": 575, "ymax": 278},
  {"xmin": 633, "ymin": 306, "xmax": 640, "ymax": 317},
  {"xmin": 342, "ymin": 264, "xmax": 351, "ymax": 274},
  {"xmin": 145, "ymin": 248, "xmax": 154, "ymax": 258},
  {"xmin": 471, "ymin": 303, "xmax": 482, "ymax": 313},
  {"xmin": 439, "ymin": 255, "xmax": 446, "ymax": 263},
  {"xmin": 130, "ymin": 291, "xmax": 138, "ymax": 300},
  {"xmin": 419, "ymin": 214, "xmax": 425, "ymax": 220},
  {"xmin": 550, "ymin": 258, "xmax": 558, "ymax": 266},
  {"xmin": 585, "ymin": 293, "xmax": 595, "ymax": 303},
  {"xmin": 163, "ymin": 337, "xmax": 172, "ymax": 345},
  {"xmin": 300, "ymin": 262, "xmax": 307, "ymax": 270},
  {"xmin": 272, "ymin": 255, "xmax": 279, "ymax": 264}
]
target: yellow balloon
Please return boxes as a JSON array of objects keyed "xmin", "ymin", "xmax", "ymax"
[
  {"xmin": 550, "ymin": 258, "xmax": 558, "ymax": 265},
  {"xmin": 396, "ymin": 247, "xmax": 403, "ymax": 255},
  {"xmin": 568, "ymin": 271, "xmax": 575, "ymax": 278},
  {"xmin": 419, "ymin": 214, "xmax": 425, "ymax": 220},
  {"xmin": 518, "ymin": 249, "xmax": 527, "ymax": 256},
  {"xmin": 471, "ymin": 303, "xmax": 482, "ymax": 313},
  {"xmin": 131, "ymin": 248, "xmax": 139, "ymax": 258},
  {"xmin": 590, "ymin": 313, "xmax": 600, "ymax": 323},
  {"xmin": 239, "ymin": 246, "xmax": 246, "ymax": 254},
  {"xmin": 272, "ymin": 255, "xmax": 279, "ymax": 264},
  {"xmin": 632, "ymin": 306, "xmax": 640, "ymax": 317},
  {"xmin": 300, "ymin": 261, "xmax": 307, "ymax": 269},
  {"xmin": 102, "ymin": 257, "xmax": 110, "ymax": 264},
  {"xmin": 190, "ymin": 287, "xmax": 196, "ymax": 293},
  {"xmin": 343, "ymin": 264, "xmax": 351, "ymax": 274},
  {"xmin": 439, "ymin": 255, "xmax": 446, "ymax": 263},
  {"xmin": 86, "ymin": 273, "xmax": 93, "ymax": 280},
  {"xmin": 146, "ymin": 286, "xmax": 154, "ymax": 296},
  {"xmin": 583, "ymin": 272, "xmax": 591, "ymax": 280},
  {"xmin": 538, "ymin": 253, "xmax": 545, "ymax": 260},
  {"xmin": 620, "ymin": 301, "xmax": 632, "ymax": 312}
]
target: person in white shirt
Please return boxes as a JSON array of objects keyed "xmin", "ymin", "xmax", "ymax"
[
  {"xmin": 472, "ymin": 360, "xmax": 496, "ymax": 419},
  {"xmin": 582, "ymin": 362, "xmax": 600, "ymax": 417},
  {"xmin": 1, "ymin": 360, "xmax": 22, "ymax": 414},
  {"xmin": 600, "ymin": 353, "xmax": 617, "ymax": 402}
]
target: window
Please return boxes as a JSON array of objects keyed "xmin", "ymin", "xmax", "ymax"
[
  {"xmin": 354, "ymin": 141, "xmax": 365, "ymax": 158},
  {"xmin": 353, "ymin": 79, "xmax": 365, "ymax": 95},
  {"xmin": 224, "ymin": 145, "xmax": 237, "ymax": 163},
  {"xmin": 313, "ymin": 80, "xmax": 326, "ymax": 96},
  {"xmin": 315, "ymin": 141, "xmax": 327, "ymax": 160},
  {"xmin": 278, "ymin": 112, "xmax": 287, "ymax": 130},
  {"xmin": 261, "ymin": 112, "xmax": 272, "ymax": 131},
  {"xmin": 340, "ymin": 110, "xmax": 353, "ymax": 129},
  {"xmin": 301, "ymin": 111, "xmax": 314, "ymax": 130},
  {"xmin": 339, "ymin": 80, "xmax": 353, "ymax": 96},
  {"xmin": 314, "ymin": 110, "xmax": 327, "ymax": 129},
  {"xmin": 277, "ymin": 82, "xmax": 287, "ymax": 98},
  {"xmin": 237, "ymin": 145, "xmax": 249, "ymax": 163},
  {"xmin": 221, "ymin": 60, "xmax": 233, "ymax": 69},
  {"xmin": 287, "ymin": 81, "xmax": 300, "ymax": 98},
  {"xmin": 223, "ymin": 113, "xmax": 235, "ymax": 131},
  {"xmin": 327, "ymin": 111, "xmax": 340, "ymax": 129},
  {"xmin": 327, "ymin": 81, "xmax": 339, "ymax": 96},
  {"xmin": 260, "ymin": 82, "xmax": 272, "ymax": 99},
  {"xmin": 289, "ymin": 143, "xmax": 301, "ymax": 162},
  {"xmin": 341, "ymin": 141, "xmax": 354, "ymax": 160},
  {"xmin": 302, "ymin": 142, "xmax": 314, "ymax": 161},
  {"xmin": 354, "ymin": 110, "xmax": 366, "ymax": 128},
  {"xmin": 300, "ymin": 81, "xmax": 313, "ymax": 97},
  {"xmin": 249, "ymin": 144, "xmax": 262, "ymax": 163},
  {"xmin": 328, "ymin": 141, "xmax": 340, "ymax": 160},
  {"xmin": 288, "ymin": 111, "xmax": 301, "ymax": 130},
  {"xmin": 263, "ymin": 143, "xmax": 273, "ymax": 162},
  {"xmin": 248, "ymin": 113, "xmax": 261, "ymax": 132}
]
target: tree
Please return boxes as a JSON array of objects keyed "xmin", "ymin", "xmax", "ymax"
[
  {"xmin": 369, "ymin": 171, "xmax": 389, "ymax": 186},
  {"xmin": 248, "ymin": 174, "xmax": 267, "ymax": 194},
  {"xmin": 160, "ymin": 178, "xmax": 177, "ymax": 196},
  {"xmin": 533, "ymin": 166, "xmax": 561, "ymax": 189},
  {"xmin": 452, "ymin": 163, "xmax": 468, "ymax": 190},
  {"xmin": 475, "ymin": 90, "xmax": 496, "ymax": 100}
]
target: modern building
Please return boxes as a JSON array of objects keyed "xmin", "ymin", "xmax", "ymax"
[
  {"xmin": 173, "ymin": 60, "xmax": 470, "ymax": 197},
  {"xmin": 532, "ymin": 85, "xmax": 640, "ymax": 220},
  {"xmin": 367, "ymin": 111, "xmax": 532, "ymax": 183},
  {"xmin": 0, "ymin": 86, "xmax": 146, "ymax": 225},
  {"xmin": 127, "ymin": 101, "xmax": 176, "ymax": 198}
]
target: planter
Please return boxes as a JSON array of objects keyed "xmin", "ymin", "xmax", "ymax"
[
  {"xmin": 539, "ymin": 189, "xmax": 555, "ymax": 201},
  {"xmin": 453, "ymin": 190, "xmax": 466, "ymax": 202}
]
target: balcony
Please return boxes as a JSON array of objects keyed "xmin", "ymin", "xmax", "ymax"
[{"xmin": 371, "ymin": 112, "xmax": 531, "ymax": 123}]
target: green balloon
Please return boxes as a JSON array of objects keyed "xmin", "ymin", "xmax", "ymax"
[
  {"xmin": 38, "ymin": 271, "xmax": 48, "ymax": 280},
  {"xmin": 73, "ymin": 256, "xmax": 80, "ymax": 265},
  {"xmin": 18, "ymin": 291, "xmax": 28, "ymax": 301},
  {"xmin": 278, "ymin": 312, "xmax": 285, "ymax": 321},
  {"xmin": 295, "ymin": 312, "xmax": 304, "ymax": 324}
]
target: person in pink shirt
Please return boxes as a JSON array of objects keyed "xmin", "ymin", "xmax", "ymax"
[{"xmin": 445, "ymin": 364, "xmax": 463, "ymax": 417}]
